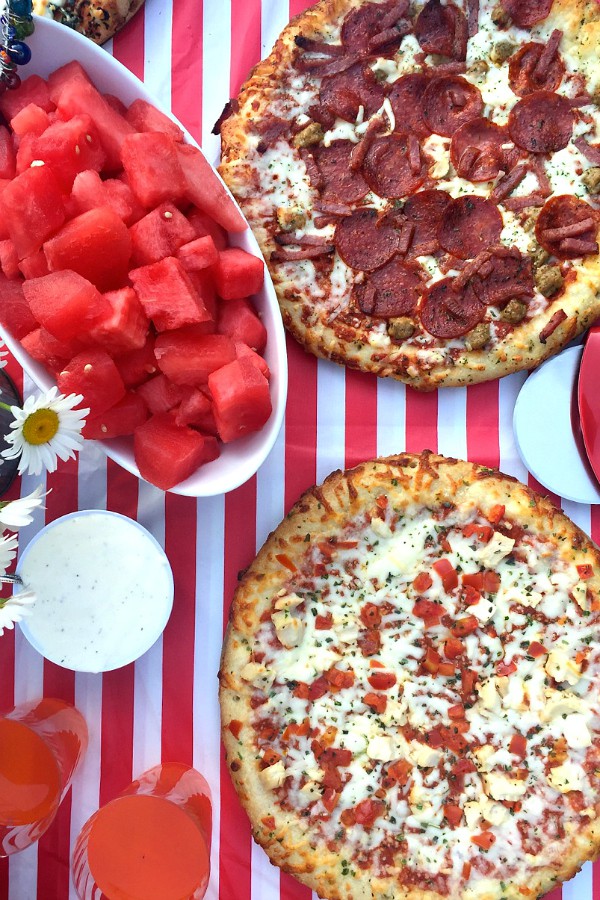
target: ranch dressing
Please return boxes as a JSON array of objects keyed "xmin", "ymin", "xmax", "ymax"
[{"xmin": 18, "ymin": 511, "xmax": 174, "ymax": 673}]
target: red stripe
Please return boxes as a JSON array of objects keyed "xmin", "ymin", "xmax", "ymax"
[
  {"xmin": 220, "ymin": 479, "xmax": 257, "ymax": 900},
  {"xmin": 281, "ymin": 871, "xmax": 312, "ymax": 899},
  {"xmin": 528, "ymin": 475, "xmax": 562, "ymax": 510},
  {"xmin": 284, "ymin": 338, "xmax": 317, "ymax": 512},
  {"xmin": 112, "ymin": 6, "xmax": 145, "ymax": 81},
  {"xmin": 544, "ymin": 889, "xmax": 562, "ymax": 900},
  {"xmin": 466, "ymin": 381, "xmax": 499, "ymax": 468},
  {"xmin": 162, "ymin": 493, "xmax": 197, "ymax": 766},
  {"xmin": 594, "ymin": 860, "xmax": 600, "ymax": 900},
  {"xmin": 171, "ymin": 0, "xmax": 203, "ymax": 143},
  {"xmin": 345, "ymin": 369, "xmax": 377, "ymax": 469},
  {"xmin": 592, "ymin": 506, "xmax": 600, "ymax": 548},
  {"xmin": 405, "ymin": 388, "xmax": 438, "ymax": 454},
  {"xmin": 230, "ymin": 0, "xmax": 262, "ymax": 96},
  {"xmin": 289, "ymin": 0, "xmax": 317, "ymax": 16}
]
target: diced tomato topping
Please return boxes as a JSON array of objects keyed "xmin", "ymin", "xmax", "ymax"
[
  {"xmin": 461, "ymin": 669, "xmax": 477, "ymax": 695},
  {"xmin": 427, "ymin": 728, "xmax": 444, "ymax": 749},
  {"xmin": 482, "ymin": 570, "xmax": 501, "ymax": 593},
  {"xmin": 315, "ymin": 612, "xmax": 333, "ymax": 630},
  {"xmin": 228, "ymin": 719, "xmax": 242, "ymax": 739},
  {"xmin": 444, "ymin": 637, "xmax": 465, "ymax": 659},
  {"xmin": 443, "ymin": 803, "xmax": 463, "ymax": 827},
  {"xmin": 462, "ymin": 584, "xmax": 482, "ymax": 606},
  {"xmin": 412, "ymin": 599, "xmax": 443, "ymax": 626},
  {"xmin": 462, "ymin": 571, "xmax": 484, "ymax": 591},
  {"xmin": 340, "ymin": 808, "xmax": 356, "ymax": 827},
  {"xmin": 497, "ymin": 659, "xmax": 517, "ymax": 676},
  {"xmin": 293, "ymin": 682, "xmax": 310, "ymax": 700},
  {"xmin": 509, "ymin": 733, "xmax": 527, "ymax": 759},
  {"xmin": 439, "ymin": 662, "xmax": 456, "ymax": 676},
  {"xmin": 413, "ymin": 571, "xmax": 433, "ymax": 592},
  {"xmin": 423, "ymin": 647, "xmax": 441, "ymax": 674},
  {"xmin": 261, "ymin": 815, "xmax": 275, "ymax": 830},
  {"xmin": 370, "ymin": 659, "xmax": 385, "ymax": 668},
  {"xmin": 260, "ymin": 748, "xmax": 282, "ymax": 769},
  {"xmin": 488, "ymin": 504, "xmax": 505, "ymax": 524},
  {"xmin": 452, "ymin": 615, "xmax": 479, "ymax": 637},
  {"xmin": 448, "ymin": 703, "xmax": 465, "ymax": 719},
  {"xmin": 358, "ymin": 628, "xmax": 381, "ymax": 656},
  {"xmin": 439, "ymin": 535, "xmax": 452, "ymax": 553},
  {"xmin": 387, "ymin": 759, "xmax": 412, "ymax": 786},
  {"xmin": 326, "ymin": 667, "xmax": 355, "ymax": 690},
  {"xmin": 321, "ymin": 747, "xmax": 353, "ymax": 767},
  {"xmin": 275, "ymin": 553, "xmax": 296, "ymax": 572},
  {"xmin": 462, "ymin": 862, "xmax": 472, "ymax": 880},
  {"xmin": 472, "ymin": 832, "xmax": 496, "ymax": 850},
  {"xmin": 367, "ymin": 671, "xmax": 397, "ymax": 690},
  {"xmin": 360, "ymin": 602, "xmax": 382, "ymax": 627},
  {"xmin": 375, "ymin": 495, "xmax": 388, "ymax": 509},
  {"xmin": 433, "ymin": 558, "xmax": 459, "ymax": 592},
  {"xmin": 462, "ymin": 523, "xmax": 493, "ymax": 542},
  {"xmin": 354, "ymin": 798, "xmax": 385, "ymax": 827},
  {"xmin": 282, "ymin": 718, "xmax": 310, "ymax": 741},
  {"xmin": 308, "ymin": 675, "xmax": 329, "ymax": 700},
  {"xmin": 364, "ymin": 692, "xmax": 387, "ymax": 713},
  {"xmin": 528, "ymin": 641, "xmax": 547, "ymax": 658},
  {"xmin": 577, "ymin": 564, "xmax": 594, "ymax": 580},
  {"xmin": 321, "ymin": 788, "xmax": 339, "ymax": 813}
]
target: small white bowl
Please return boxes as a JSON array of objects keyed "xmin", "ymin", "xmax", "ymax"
[
  {"xmin": 0, "ymin": 17, "xmax": 287, "ymax": 497},
  {"xmin": 17, "ymin": 510, "xmax": 174, "ymax": 673}
]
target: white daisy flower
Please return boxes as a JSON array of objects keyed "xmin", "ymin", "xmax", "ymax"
[
  {"xmin": 1, "ymin": 388, "xmax": 89, "ymax": 477},
  {"xmin": 0, "ymin": 590, "xmax": 36, "ymax": 636},
  {"xmin": 0, "ymin": 340, "xmax": 8, "ymax": 370},
  {"xmin": 0, "ymin": 485, "xmax": 49, "ymax": 528},
  {"xmin": 0, "ymin": 532, "xmax": 18, "ymax": 573}
]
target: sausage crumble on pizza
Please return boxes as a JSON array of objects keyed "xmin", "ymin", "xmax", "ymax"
[
  {"xmin": 220, "ymin": 453, "xmax": 600, "ymax": 900},
  {"xmin": 218, "ymin": 0, "xmax": 600, "ymax": 389}
]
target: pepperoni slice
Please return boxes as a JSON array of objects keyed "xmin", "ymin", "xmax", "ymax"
[
  {"xmin": 320, "ymin": 63, "xmax": 385, "ymax": 121},
  {"xmin": 314, "ymin": 141, "xmax": 369, "ymax": 204},
  {"xmin": 422, "ymin": 76, "xmax": 484, "ymax": 137},
  {"xmin": 508, "ymin": 43, "xmax": 565, "ymax": 97},
  {"xmin": 403, "ymin": 189, "xmax": 451, "ymax": 256},
  {"xmin": 335, "ymin": 208, "xmax": 400, "ymax": 272},
  {"xmin": 420, "ymin": 278, "xmax": 486, "ymax": 338},
  {"xmin": 341, "ymin": 1, "xmax": 405, "ymax": 55},
  {"xmin": 388, "ymin": 74, "xmax": 432, "ymax": 139},
  {"xmin": 500, "ymin": 0, "xmax": 554, "ymax": 28},
  {"xmin": 450, "ymin": 118, "xmax": 510, "ymax": 182},
  {"xmin": 363, "ymin": 134, "xmax": 428, "ymax": 199},
  {"xmin": 508, "ymin": 91, "xmax": 573, "ymax": 154},
  {"xmin": 438, "ymin": 196, "xmax": 503, "ymax": 260},
  {"xmin": 357, "ymin": 259, "xmax": 424, "ymax": 317},
  {"xmin": 471, "ymin": 248, "xmax": 534, "ymax": 306},
  {"xmin": 535, "ymin": 195, "xmax": 599, "ymax": 260},
  {"xmin": 414, "ymin": 0, "xmax": 468, "ymax": 61}
]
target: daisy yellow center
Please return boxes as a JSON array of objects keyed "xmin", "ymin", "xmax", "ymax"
[{"xmin": 22, "ymin": 409, "xmax": 60, "ymax": 446}]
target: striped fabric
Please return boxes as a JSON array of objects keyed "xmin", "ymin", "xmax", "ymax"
[{"xmin": 0, "ymin": 2, "xmax": 599, "ymax": 898}]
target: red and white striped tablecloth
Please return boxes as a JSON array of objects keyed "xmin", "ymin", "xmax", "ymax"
[{"xmin": 1, "ymin": 2, "xmax": 600, "ymax": 899}]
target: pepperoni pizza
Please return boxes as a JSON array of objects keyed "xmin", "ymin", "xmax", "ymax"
[
  {"xmin": 218, "ymin": 0, "xmax": 600, "ymax": 390},
  {"xmin": 220, "ymin": 452, "xmax": 600, "ymax": 899}
]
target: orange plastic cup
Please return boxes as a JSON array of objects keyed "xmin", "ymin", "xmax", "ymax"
[
  {"xmin": 0, "ymin": 697, "xmax": 88, "ymax": 856},
  {"xmin": 72, "ymin": 763, "xmax": 212, "ymax": 900}
]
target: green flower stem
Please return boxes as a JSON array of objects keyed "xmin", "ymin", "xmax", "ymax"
[{"xmin": 0, "ymin": 400, "xmax": 14, "ymax": 413}]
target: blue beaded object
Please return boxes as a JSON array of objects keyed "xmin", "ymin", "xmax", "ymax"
[{"xmin": 0, "ymin": 0, "xmax": 34, "ymax": 93}]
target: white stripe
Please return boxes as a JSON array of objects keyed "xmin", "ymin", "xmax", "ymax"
[
  {"xmin": 251, "ymin": 841, "xmax": 280, "ymax": 900},
  {"xmin": 257, "ymin": 421, "xmax": 285, "ymax": 548},
  {"xmin": 202, "ymin": 0, "xmax": 232, "ymax": 160},
  {"xmin": 563, "ymin": 860, "xmax": 593, "ymax": 900},
  {"xmin": 143, "ymin": 0, "xmax": 173, "ymax": 110},
  {"xmin": 317, "ymin": 361, "xmax": 345, "ymax": 482},
  {"xmin": 499, "ymin": 371, "xmax": 529, "ymax": 480},
  {"xmin": 437, "ymin": 388, "xmax": 467, "ymax": 460},
  {"xmin": 263, "ymin": 0, "xmax": 290, "ymax": 54},
  {"xmin": 8, "ymin": 843, "xmax": 38, "ymax": 900},
  {"xmin": 377, "ymin": 380, "xmax": 406, "ymax": 459}
]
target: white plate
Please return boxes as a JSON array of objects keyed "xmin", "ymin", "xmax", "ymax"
[
  {"xmin": 0, "ymin": 17, "xmax": 287, "ymax": 496},
  {"xmin": 513, "ymin": 346, "xmax": 600, "ymax": 505}
]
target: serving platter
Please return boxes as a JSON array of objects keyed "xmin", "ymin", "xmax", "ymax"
[{"xmin": 0, "ymin": 17, "xmax": 288, "ymax": 497}]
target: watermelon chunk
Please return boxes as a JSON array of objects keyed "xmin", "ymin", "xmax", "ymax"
[
  {"xmin": 234, "ymin": 341, "xmax": 271, "ymax": 380},
  {"xmin": 47, "ymin": 61, "xmax": 92, "ymax": 105},
  {"xmin": 177, "ymin": 143, "xmax": 246, "ymax": 233},
  {"xmin": 70, "ymin": 170, "xmax": 144, "ymax": 226},
  {"xmin": 154, "ymin": 329, "xmax": 236, "ymax": 385},
  {"xmin": 30, "ymin": 115, "xmax": 106, "ymax": 191},
  {"xmin": 57, "ymin": 78, "xmax": 135, "ymax": 172},
  {"xmin": 129, "ymin": 203, "xmax": 196, "ymax": 267},
  {"xmin": 208, "ymin": 357, "xmax": 272, "ymax": 443},
  {"xmin": 120, "ymin": 132, "xmax": 187, "ymax": 208},
  {"xmin": 136, "ymin": 374, "xmax": 185, "ymax": 414},
  {"xmin": 10, "ymin": 104, "xmax": 51, "ymax": 139},
  {"xmin": 57, "ymin": 349, "xmax": 126, "ymax": 417},
  {"xmin": 187, "ymin": 208, "xmax": 228, "ymax": 251},
  {"xmin": 0, "ymin": 240, "xmax": 19, "ymax": 280},
  {"xmin": 21, "ymin": 328, "xmax": 69, "ymax": 375},
  {"xmin": 43, "ymin": 207, "xmax": 132, "ymax": 292},
  {"xmin": 83, "ymin": 391, "xmax": 148, "ymax": 439},
  {"xmin": 88, "ymin": 287, "xmax": 149, "ymax": 354},
  {"xmin": 0, "ymin": 126, "xmax": 15, "ymax": 179},
  {"xmin": 0, "ymin": 165, "xmax": 66, "ymax": 259},
  {"xmin": 173, "ymin": 387, "xmax": 218, "ymax": 434},
  {"xmin": 15, "ymin": 133, "xmax": 36, "ymax": 174},
  {"xmin": 211, "ymin": 248, "xmax": 264, "ymax": 300},
  {"xmin": 0, "ymin": 75, "xmax": 53, "ymax": 122},
  {"xmin": 218, "ymin": 298, "xmax": 267, "ymax": 352},
  {"xmin": 114, "ymin": 337, "xmax": 158, "ymax": 388},
  {"xmin": 134, "ymin": 412, "xmax": 219, "ymax": 491},
  {"xmin": 126, "ymin": 99, "xmax": 184, "ymax": 142},
  {"xmin": 23, "ymin": 270, "xmax": 109, "ymax": 343},
  {"xmin": 176, "ymin": 235, "xmax": 219, "ymax": 272},
  {"xmin": 103, "ymin": 94, "xmax": 128, "ymax": 117},
  {"xmin": 103, "ymin": 178, "xmax": 145, "ymax": 225},
  {"xmin": 130, "ymin": 256, "xmax": 213, "ymax": 332},
  {"xmin": 0, "ymin": 275, "xmax": 39, "ymax": 338},
  {"xmin": 18, "ymin": 251, "xmax": 50, "ymax": 280}
]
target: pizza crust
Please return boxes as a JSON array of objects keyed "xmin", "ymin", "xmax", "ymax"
[
  {"xmin": 33, "ymin": 0, "xmax": 145, "ymax": 44},
  {"xmin": 219, "ymin": 0, "xmax": 600, "ymax": 390},
  {"xmin": 220, "ymin": 452, "xmax": 600, "ymax": 900}
]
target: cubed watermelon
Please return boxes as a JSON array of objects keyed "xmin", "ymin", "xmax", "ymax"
[
  {"xmin": 57, "ymin": 349, "xmax": 126, "ymax": 417},
  {"xmin": 133, "ymin": 412, "xmax": 219, "ymax": 491},
  {"xmin": 136, "ymin": 374, "xmax": 185, "ymax": 414},
  {"xmin": 15, "ymin": 133, "xmax": 36, "ymax": 174},
  {"xmin": 23, "ymin": 270, "xmax": 109, "ymax": 343},
  {"xmin": 173, "ymin": 387, "xmax": 218, "ymax": 434},
  {"xmin": 43, "ymin": 207, "xmax": 132, "ymax": 292},
  {"xmin": 218, "ymin": 298, "xmax": 267, "ymax": 352},
  {"xmin": 208, "ymin": 357, "xmax": 272, "ymax": 443},
  {"xmin": 177, "ymin": 143, "xmax": 246, "ymax": 233},
  {"xmin": 30, "ymin": 115, "xmax": 106, "ymax": 191},
  {"xmin": 129, "ymin": 203, "xmax": 196, "ymax": 267},
  {"xmin": 0, "ymin": 180, "xmax": 10, "ymax": 240},
  {"xmin": 211, "ymin": 248, "xmax": 264, "ymax": 300},
  {"xmin": 21, "ymin": 328, "xmax": 69, "ymax": 375},
  {"xmin": 70, "ymin": 170, "xmax": 144, "ymax": 226},
  {"xmin": 10, "ymin": 104, "xmax": 51, "ymax": 138},
  {"xmin": 0, "ymin": 126, "xmax": 15, "ymax": 179},
  {"xmin": 0, "ymin": 275, "xmax": 39, "ymax": 338},
  {"xmin": 114, "ymin": 337, "xmax": 158, "ymax": 388},
  {"xmin": 47, "ymin": 61, "xmax": 92, "ymax": 105},
  {"xmin": 18, "ymin": 250, "xmax": 50, "ymax": 280},
  {"xmin": 186, "ymin": 269, "xmax": 218, "ymax": 323},
  {"xmin": 130, "ymin": 256, "xmax": 213, "ymax": 332},
  {"xmin": 83, "ymin": 391, "xmax": 148, "ymax": 439},
  {"xmin": 103, "ymin": 93, "xmax": 128, "ymax": 117},
  {"xmin": 0, "ymin": 75, "xmax": 53, "ymax": 122},
  {"xmin": 187, "ymin": 208, "xmax": 228, "ymax": 251},
  {"xmin": 0, "ymin": 240, "xmax": 19, "ymax": 280},
  {"xmin": 234, "ymin": 341, "xmax": 271, "ymax": 380},
  {"xmin": 126, "ymin": 99, "xmax": 184, "ymax": 142},
  {"xmin": 88, "ymin": 287, "xmax": 149, "ymax": 354},
  {"xmin": 120, "ymin": 132, "xmax": 187, "ymax": 208},
  {"xmin": 154, "ymin": 329, "xmax": 236, "ymax": 385},
  {"xmin": 176, "ymin": 235, "xmax": 219, "ymax": 271},
  {"xmin": 0, "ymin": 165, "xmax": 66, "ymax": 259},
  {"xmin": 57, "ymin": 78, "xmax": 135, "ymax": 172},
  {"xmin": 103, "ymin": 178, "xmax": 145, "ymax": 225}
]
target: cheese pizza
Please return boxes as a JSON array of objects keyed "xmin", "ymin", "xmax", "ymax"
[
  {"xmin": 218, "ymin": 0, "xmax": 600, "ymax": 390},
  {"xmin": 32, "ymin": 0, "xmax": 145, "ymax": 43},
  {"xmin": 220, "ymin": 452, "xmax": 600, "ymax": 899}
]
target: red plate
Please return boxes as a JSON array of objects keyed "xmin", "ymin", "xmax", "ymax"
[{"xmin": 578, "ymin": 323, "xmax": 600, "ymax": 486}]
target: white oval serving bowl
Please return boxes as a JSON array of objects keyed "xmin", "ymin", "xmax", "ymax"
[{"xmin": 0, "ymin": 17, "xmax": 287, "ymax": 497}]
